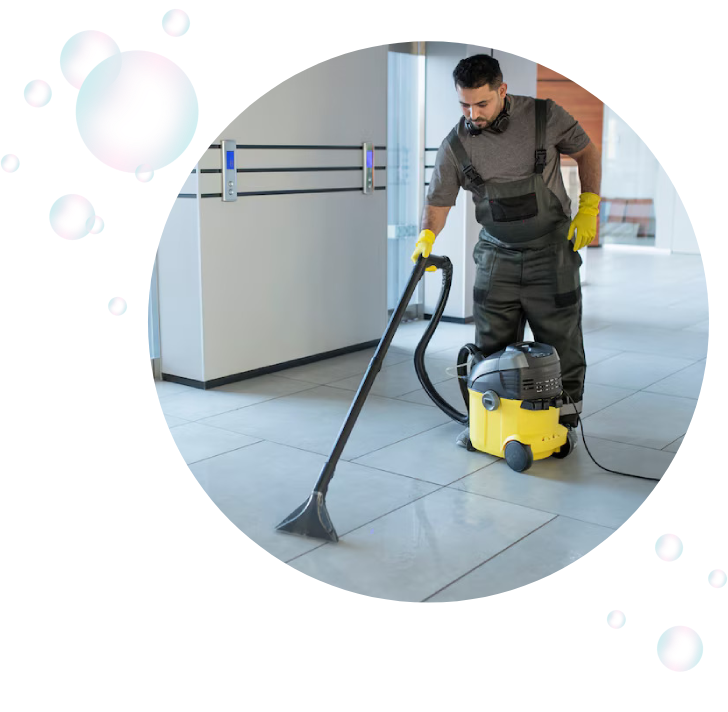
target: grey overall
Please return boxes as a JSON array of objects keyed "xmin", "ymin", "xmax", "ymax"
[{"xmin": 446, "ymin": 99, "xmax": 585, "ymax": 419}]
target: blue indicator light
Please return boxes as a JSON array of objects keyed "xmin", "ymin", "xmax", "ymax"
[
  {"xmin": 226, "ymin": 150, "xmax": 235, "ymax": 170},
  {"xmin": 366, "ymin": 151, "xmax": 373, "ymax": 168}
]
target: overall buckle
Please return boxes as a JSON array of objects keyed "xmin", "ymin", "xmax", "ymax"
[
  {"xmin": 463, "ymin": 165, "xmax": 485, "ymax": 187},
  {"xmin": 534, "ymin": 149, "xmax": 547, "ymax": 174}
]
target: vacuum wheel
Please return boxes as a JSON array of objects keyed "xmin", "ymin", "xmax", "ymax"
[
  {"xmin": 504, "ymin": 440, "xmax": 534, "ymax": 472},
  {"xmin": 552, "ymin": 429, "xmax": 578, "ymax": 459}
]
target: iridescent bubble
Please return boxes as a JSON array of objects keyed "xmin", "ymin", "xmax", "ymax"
[
  {"xmin": 76, "ymin": 50, "xmax": 198, "ymax": 173},
  {"xmin": 163, "ymin": 9, "xmax": 190, "ymax": 36},
  {"xmin": 24, "ymin": 80, "xmax": 52, "ymax": 107},
  {"xmin": 135, "ymin": 164, "xmax": 154, "ymax": 182},
  {"xmin": 60, "ymin": 30, "xmax": 120, "ymax": 90},
  {"xmin": 709, "ymin": 569, "xmax": 727, "ymax": 588},
  {"xmin": 655, "ymin": 534, "xmax": 683, "ymax": 562},
  {"xmin": 88, "ymin": 215, "xmax": 106, "ymax": 235},
  {"xmin": 657, "ymin": 626, "xmax": 703, "ymax": 672},
  {"xmin": 607, "ymin": 610, "xmax": 626, "ymax": 629},
  {"xmin": 48, "ymin": 193, "xmax": 96, "ymax": 240},
  {"xmin": 1, "ymin": 154, "xmax": 19, "ymax": 172},
  {"xmin": 108, "ymin": 297, "xmax": 127, "ymax": 316}
]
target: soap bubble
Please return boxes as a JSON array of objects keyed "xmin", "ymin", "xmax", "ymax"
[
  {"xmin": 135, "ymin": 164, "xmax": 154, "ymax": 182},
  {"xmin": 607, "ymin": 610, "xmax": 626, "ymax": 629},
  {"xmin": 86, "ymin": 215, "xmax": 105, "ymax": 234},
  {"xmin": 708, "ymin": 569, "xmax": 726, "ymax": 588},
  {"xmin": 655, "ymin": 534, "xmax": 683, "ymax": 562},
  {"xmin": 163, "ymin": 9, "xmax": 190, "ymax": 36},
  {"xmin": 24, "ymin": 80, "xmax": 52, "ymax": 107},
  {"xmin": 108, "ymin": 297, "xmax": 127, "ymax": 316},
  {"xmin": 657, "ymin": 626, "xmax": 703, "ymax": 672},
  {"xmin": 49, "ymin": 194, "xmax": 95, "ymax": 240},
  {"xmin": 1, "ymin": 154, "xmax": 19, "ymax": 172},
  {"xmin": 60, "ymin": 30, "xmax": 120, "ymax": 89}
]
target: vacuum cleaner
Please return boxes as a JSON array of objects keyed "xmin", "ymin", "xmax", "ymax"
[
  {"xmin": 276, "ymin": 252, "xmax": 634, "ymax": 543},
  {"xmin": 409, "ymin": 256, "xmax": 577, "ymax": 473}
]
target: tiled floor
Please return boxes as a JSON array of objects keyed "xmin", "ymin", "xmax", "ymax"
[{"xmin": 156, "ymin": 246, "xmax": 708, "ymax": 602}]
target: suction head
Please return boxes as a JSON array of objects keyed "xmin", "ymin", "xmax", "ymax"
[{"xmin": 275, "ymin": 492, "xmax": 339, "ymax": 542}]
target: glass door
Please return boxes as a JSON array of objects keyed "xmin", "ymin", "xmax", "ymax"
[{"xmin": 387, "ymin": 42, "xmax": 426, "ymax": 318}]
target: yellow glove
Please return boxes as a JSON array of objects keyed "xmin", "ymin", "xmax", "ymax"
[
  {"xmin": 411, "ymin": 229, "xmax": 437, "ymax": 272},
  {"xmin": 568, "ymin": 192, "xmax": 601, "ymax": 251}
]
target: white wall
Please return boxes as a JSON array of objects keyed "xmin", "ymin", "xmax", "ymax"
[
  {"xmin": 159, "ymin": 46, "xmax": 389, "ymax": 383},
  {"xmin": 157, "ymin": 171, "xmax": 203, "ymax": 380}
]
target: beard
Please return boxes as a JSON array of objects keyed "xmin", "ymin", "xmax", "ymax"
[{"xmin": 476, "ymin": 96, "xmax": 505, "ymax": 127}]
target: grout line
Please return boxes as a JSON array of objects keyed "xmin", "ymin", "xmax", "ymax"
[
  {"xmin": 420, "ymin": 515, "xmax": 559, "ymax": 602},
  {"xmin": 185, "ymin": 439, "xmax": 264, "ymax": 467}
]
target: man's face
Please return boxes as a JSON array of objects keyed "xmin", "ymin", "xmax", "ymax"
[{"xmin": 456, "ymin": 82, "xmax": 507, "ymax": 130}]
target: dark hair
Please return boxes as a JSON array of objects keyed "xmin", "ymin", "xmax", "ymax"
[{"xmin": 453, "ymin": 54, "xmax": 503, "ymax": 90}]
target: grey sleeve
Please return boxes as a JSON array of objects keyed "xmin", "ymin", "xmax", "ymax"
[
  {"xmin": 547, "ymin": 99, "xmax": 591, "ymax": 155},
  {"xmin": 425, "ymin": 141, "xmax": 462, "ymax": 207}
]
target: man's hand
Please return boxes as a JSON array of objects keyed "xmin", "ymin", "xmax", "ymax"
[
  {"xmin": 412, "ymin": 229, "xmax": 437, "ymax": 271},
  {"xmin": 568, "ymin": 192, "xmax": 601, "ymax": 251}
]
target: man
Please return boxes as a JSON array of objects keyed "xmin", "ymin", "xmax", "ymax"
[{"xmin": 412, "ymin": 54, "xmax": 601, "ymax": 448}]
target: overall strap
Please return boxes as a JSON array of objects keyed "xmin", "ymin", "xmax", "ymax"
[
  {"xmin": 446, "ymin": 126, "xmax": 485, "ymax": 191},
  {"xmin": 447, "ymin": 103, "xmax": 547, "ymax": 184},
  {"xmin": 534, "ymin": 98, "xmax": 547, "ymax": 174}
]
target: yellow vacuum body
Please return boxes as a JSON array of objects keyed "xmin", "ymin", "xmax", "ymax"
[
  {"xmin": 466, "ymin": 342, "xmax": 573, "ymax": 471},
  {"xmin": 468, "ymin": 391, "xmax": 567, "ymax": 459}
]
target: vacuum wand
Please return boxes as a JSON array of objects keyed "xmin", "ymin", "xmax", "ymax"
[{"xmin": 276, "ymin": 254, "xmax": 449, "ymax": 542}]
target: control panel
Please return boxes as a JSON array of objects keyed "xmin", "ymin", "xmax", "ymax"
[
  {"xmin": 221, "ymin": 139, "xmax": 237, "ymax": 202},
  {"xmin": 362, "ymin": 142, "xmax": 374, "ymax": 194}
]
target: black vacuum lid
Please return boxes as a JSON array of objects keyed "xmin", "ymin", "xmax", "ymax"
[{"xmin": 467, "ymin": 341, "xmax": 561, "ymax": 392}]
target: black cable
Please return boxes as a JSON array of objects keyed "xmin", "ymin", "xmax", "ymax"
[{"xmin": 562, "ymin": 389, "xmax": 656, "ymax": 481}]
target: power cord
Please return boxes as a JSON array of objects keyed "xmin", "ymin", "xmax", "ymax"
[{"xmin": 562, "ymin": 390, "xmax": 657, "ymax": 481}]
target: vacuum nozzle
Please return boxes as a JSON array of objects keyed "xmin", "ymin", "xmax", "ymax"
[{"xmin": 275, "ymin": 492, "xmax": 339, "ymax": 542}]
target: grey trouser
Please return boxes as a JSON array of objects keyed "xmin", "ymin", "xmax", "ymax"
[{"xmin": 473, "ymin": 238, "xmax": 586, "ymax": 410}]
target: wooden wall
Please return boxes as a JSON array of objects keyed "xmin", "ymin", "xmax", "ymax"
[
  {"xmin": 536, "ymin": 65, "xmax": 603, "ymax": 160},
  {"xmin": 537, "ymin": 64, "xmax": 604, "ymax": 246}
]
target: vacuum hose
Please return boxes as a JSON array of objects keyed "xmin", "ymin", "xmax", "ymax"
[{"xmin": 413, "ymin": 255, "xmax": 476, "ymax": 426}]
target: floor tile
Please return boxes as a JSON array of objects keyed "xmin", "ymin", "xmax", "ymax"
[
  {"xmin": 155, "ymin": 380, "xmax": 195, "ymax": 401},
  {"xmin": 395, "ymin": 376, "xmax": 468, "ymax": 411},
  {"xmin": 188, "ymin": 441, "xmax": 439, "ymax": 563},
  {"xmin": 327, "ymin": 355, "xmax": 454, "ymax": 398},
  {"xmin": 683, "ymin": 319, "xmax": 710, "ymax": 334},
  {"xmin": 577, "ymin": 434, "xmax": 679, "ymax": 480},
  {"xmin": 198, "ymin": 385, "xmax": 451, "ymax": 460},
  {"xmin": 352, "ymin": 421, "xmax": 497, "ymax": 485},
  {"xmin": 584, "ymin": 325, "xmax": 708, "ymax": 360},
  {"xmin": 450, "ymin": 442, "xmax": 660, "ymax": 529},
  {"xmin": 643, "ymin": 360, "xmax": 706, "ymax": 400},
  {"xmin": 157, "ymin": 375, "xmax": 318, "ymax": 420},
  {"xmin": 581, "ymin": 382, "xmax": 637, "ymax": 419},
  {"xmin": 581, "ymin": 391, "xmax": 697, "ymax": 450},
  {"xmin": 162, "ymin": 413, "xmax": 190, "ymax": 430},
  {"xmin": 585, "ymin": 346, "xmax": 623, "ymax": 367},
  {"xmin": 662, "ymin": 435, "xmax": 685, "ymax": 453},
  {"xmin": 427, "ymin": 515, "xmax": 615, "ymax": 601},
  {"xmin": 170, "ymin": 422, "xmax": 260, "ymax": 464},
  {"xmin": 584, "ymin": 351, "xmax": 696, "ymax": 391},
  {"xmin": 289, "ymin": 487, "xmax": 554, "ymax": 602}
]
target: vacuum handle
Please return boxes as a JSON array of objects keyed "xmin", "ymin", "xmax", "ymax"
[{"xmin": 424, "ymin": 254, "xmax": 449, "ymax": 271}]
